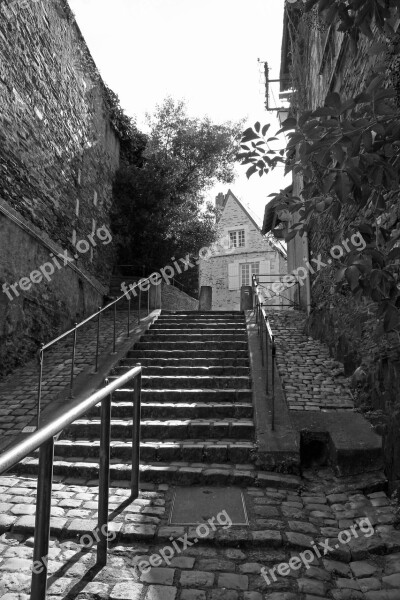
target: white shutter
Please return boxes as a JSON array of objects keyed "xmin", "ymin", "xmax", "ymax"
[
  {"xmin": 270, "ymin": 257, "xmax": 278, "ymax": 273},
  {"xmin": 228, "ymin": 262, "xmax": 240, "ymax": 290}
]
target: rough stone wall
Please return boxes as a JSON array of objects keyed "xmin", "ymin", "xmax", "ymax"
[
  {"xmin": 0, "ymin": 0, "xmax": 121, "ymax": 377},
  {"xmin": 199, "ymin": 193, "xmax": 286, "ymax": 310},
  {"xmin": 161, "ymin": 284, "xmax": 198, "ymax": 311}
]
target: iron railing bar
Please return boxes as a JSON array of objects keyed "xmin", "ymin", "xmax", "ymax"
[
  {"xmin": 95, "ymin": 307, "xmax": 101, "ymax": 373},
  {"xmin": 112, "ymin": 303, "xmax": 117, "ymax": 354},
  {"xmin": 128, "ymin": 298, "xmax": 131, "ymax": 337},
  {"xmin": 97, "ymin": 384, "xmax": 112, "ymax": 566},
  {"xmin": 0, "ymin": 367, "xmax": 141, "ymax": 476},
  {"xmin": 69, "ymin": 324, "xmax": 78, "ymax": 399},
  {"xmin": 36, "ymin": 345, "xmax": 44, "ymax": 430},
  {"xmin": 131, "ymin": 363, "xmax": 142, "ymax": 499},
  {"xmin": 271, "ymin": 339, "xmax": 276, "ymax": 431},
  {"xmin": 30, "ymin": 436, "xmax": 54, "ymax": 600},
  {"xmin": 41, "ymin": 277, "xmax": 153, "ymax": 351}
]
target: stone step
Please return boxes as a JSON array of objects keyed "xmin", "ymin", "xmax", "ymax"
[
  {"xmin": 139, "ymin": 375, "xmax": 251, "ymax": 389},
  {"xmin": 53, "ymin": 439, "xmax": 255, "ymax": 463},
  {"xmin": 134, "ymin": 341, "xmax": 248, "ymax": 351},
  {"xmin": 151, "ymin": 322, "xmax": 247, "ymax": 329},
  {"xmin": 118, "ymin": 389, "xmax": 253, "ymax": 402},
  {"xmin": 142, "ymin": 333, "xmax": 248, "ymax": 342},
  {"xmin": 160, "ymin": 311, "xmax": 243, "ymax": 316},
  {"xmin": 127, "ymin": 349, "xmax": 249, "ymax": 360},
  {"xmin": 15, "ymin": 458, "xmax": 301, "ymax": 488},
  {"xmin": 89, "ymin": 401, "xmax": 253, "ymax": 420},
  {"xmin": 121, "ymin": 357, "xmax": 250, "ymax": 367},
  {"xmin": 64, "ymin": 418, "xmax": 255, "ymax": 440},
  {"xmin": 113, "ymin": 365, "xmax": 250, "ymax": 377}
]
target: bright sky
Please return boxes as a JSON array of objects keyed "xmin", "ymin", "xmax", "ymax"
[{"xmin": 69, "ymin": 0, "xmax": 289, "ymax": 221}]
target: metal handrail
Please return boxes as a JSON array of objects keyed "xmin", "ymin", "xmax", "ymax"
[
  {"xmin": 252, "ymin": 275, "xmax": 276, "ymax": 431},
  {"xmin": 0, "ymin": 365, "xmax": 142, "ymax": 600},
  {"xmin": 36, "ymin": 275, "xmax": 153, "ymax": 428},
  {"xmin": 255, "ymin": 273, "xmax": 300, "ymax": 308}
]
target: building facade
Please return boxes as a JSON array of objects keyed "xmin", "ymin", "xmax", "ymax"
[{"xmin": 199, "ymin": 191, "xmax": 287, "ymax": 311}]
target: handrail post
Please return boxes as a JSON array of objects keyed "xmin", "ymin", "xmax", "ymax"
[
  {"xmin": 147, "ymin": 288, "xmax": 150, "ymax": 316},
  {"xmin": 31, "ymin": 437, "xmax": 54, "ymax": 600},
  {"xmin": 112, "ymin": 303, "xmax": 117, "ymax": 354},
  {"xmin": 95, "ymin": 307, "xmax": 101, "ymax": 373},
  {"xmin": 97, "ymin": 381, "xmax": 112, "ymax": 567},
  {"xmin": 265, "ymin": 321, "xmax": 269, "ymax": 392},
  {"xmin": 271, "ymin": 339, "xmax": 276, "ymax": 431},
  {"xmin": 131, "ymin": 364, "xmax": 142, "ymax": 499},
  {"xmin": 138, "ymin": 287, "xmax": 142, "ymax": 322},
  {"xmin": 69, "ymin": 324, "xmax": 78, "ymax": 399},
  {"xmin": 36, "ymin": 344, "xmax": 44, "ymax": 430},
  {"xmin": 128, "ymin": 297, "xmax": 131, "ymax": 337}
]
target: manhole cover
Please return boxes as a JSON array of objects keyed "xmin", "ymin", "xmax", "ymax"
[{"xmin": 169, "ymin": 487, "xmax": 248, "ymax": 525}]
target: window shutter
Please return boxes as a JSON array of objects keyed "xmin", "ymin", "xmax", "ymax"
[
  {"xmin": 270, "ymin": 257, "xmax": 279, "ymax": 273},
  {"xmin": 228, "ymin": 262, "xmax": 240, "ymax": 290}
]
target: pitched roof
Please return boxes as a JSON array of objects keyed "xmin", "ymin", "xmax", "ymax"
[{"xmin": 222, "ymin": 190, "xmax": 287, "ymax": 259}]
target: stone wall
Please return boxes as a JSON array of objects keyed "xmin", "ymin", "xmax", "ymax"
[
  {"xmin": 0, "ymin": 0, "xmax": 121, "ymax": 377},
  {"xmin": 288, "ymin": 12, "xmax": 400, "ymax": 491},
  {"xmin": 161, "ymin": 284, "xmax": 199, "ymax": 311}
]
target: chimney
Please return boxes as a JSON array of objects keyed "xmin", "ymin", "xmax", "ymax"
[{"xmin": 215, "ymin": 192, "xmax": 226, "ymax": 211}]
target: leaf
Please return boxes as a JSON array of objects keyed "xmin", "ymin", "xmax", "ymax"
[
  {"xmin": 280, "ymin": 117, "xmax": 297, "ymax": 131},
  {"xmin": 336, "ymin": 267, "xmax": 347, "ymax": 282},
  {"xmin": 284, "ymin": 229, "xmax": 298, "ymax": 242},
  {"xmin": 345, "ymin": 265, "xmax": 360, "ymax": 290},
  {"xmin": 318, "ymin": 0, "xmax": 331, "ymax": 11},
  {"xmin": 367, "ymin": 74, "xmax": 385, "ymax": 94},
  {"xmin": 332, "ymin": 144, "xmax": 345, "ymax": 163},
  {"xmin": 287, "ymin": 132, "xmax": 304, "ymax": 149},
  {"xmin": 374, "ymin": 88, "xmax": 397, "ymax": 101},
  {"xmin": 246, "ymin": 165, "xmax": 258, "ymax": 179},
  {"xmin": 367, "ymin": 41, "xmax": 388, "ymax": 55},
  {"xmin": 254, "ymin": 121, "xmax": 261, "ymax": 133},
  {"xmin": 261, "ymin": 124, "xmax": 271, "ymax": 136},
  {"xmin": 384, "ymin": 305, "xmax": 400, "ymax": 331},
  {"xmin": 241, "ymin": 127, "xmax": 260, "ymax": 143},
  {"xmin": 358, "ymin": 223, "xmax": 374, "ymax": 236},
  {"xmin": 375, "ymin": 101, "xmax": 395, "ymax": 116},
  {"xmin": 325, "ymin": 92, "xmax": 341, "ymax": 110},
  {"xmin": 388, "ymin": 248, "xmax": 400, "ymax": 260},
  {"xmin": 370, "ymin": 269, "xmax": 382, "ymax": 288}
]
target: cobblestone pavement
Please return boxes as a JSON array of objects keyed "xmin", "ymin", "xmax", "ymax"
[
  {"xmin": 0, "ymin": 468, "xmax": 399, "ymax": 599},
  {"xmin": 268, "ymin": 311, "xmax": 354, "ymax": 411},
  {"xmin": 0, "ymin": 311, "xmax": 139, "ymax": 441}
]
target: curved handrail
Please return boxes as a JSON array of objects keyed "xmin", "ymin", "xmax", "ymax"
[
  {"xmin": 0, "ymin": 366, "xmax": 141, "ymax": 474},
  {"xmin": 252, "ymin": 275, "xmax": 276, "ymax": 431},
  {"xmin": 0, "ymin": 365, "xmax": 142, "ymax": 600}
]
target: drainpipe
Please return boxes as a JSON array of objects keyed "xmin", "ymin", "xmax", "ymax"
[{"xmin": 303, "ymin": 231, "xmax": 311, "ymax": 315}]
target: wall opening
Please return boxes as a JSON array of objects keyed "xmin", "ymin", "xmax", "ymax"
[{"xmin": 300, "ymin": 431, "xmax": 330, "ymax": 469}]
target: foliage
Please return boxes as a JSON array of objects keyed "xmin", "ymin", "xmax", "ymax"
[
  {"xmin": 112, "ymin": 98, "xmax": 242, "ymax": 294},
  {"xmin": 237, "ymin": 75, "xmax": 400, "ymax": 334},
  {"xmin": 104, "ymin": 86, "xmax": 147, "ymax": 166},
  {"xmin": 303, "ymin": 0, "xmax": 400, "ymax": 51}
]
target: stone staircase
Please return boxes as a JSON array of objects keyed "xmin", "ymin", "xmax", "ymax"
[{"xmin": 16, "ymin": 311, "xmax": 276, "ymax": 486}]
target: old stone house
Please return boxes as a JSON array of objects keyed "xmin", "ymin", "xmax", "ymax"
[{"xmin": 199, "ymin": 190, "xmax": 287, "ymax": 311}]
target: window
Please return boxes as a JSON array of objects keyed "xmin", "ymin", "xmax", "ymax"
[
  {"xmin": 240, "ymin": 262, "xmax": 259, "ymax": 287},
  {"xmin": 229, "ymin": 229, "xmax": 245, "ymax": 248}
]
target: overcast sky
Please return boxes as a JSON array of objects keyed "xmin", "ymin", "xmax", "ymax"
[{"xmin": 69, "ymin": 0, "xmax": 289, "ymax": 220}]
